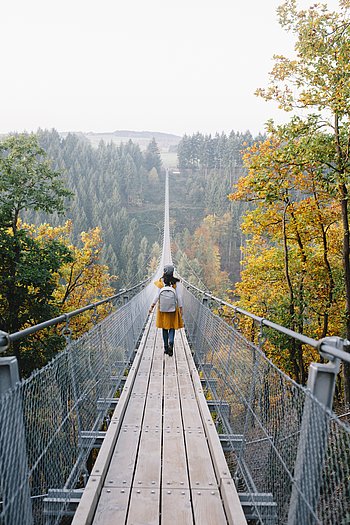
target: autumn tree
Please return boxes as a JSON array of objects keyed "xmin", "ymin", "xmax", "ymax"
[
  {"xmin": 255, "ymin": 0, "xmax": 350, "ymax": 398},
  {"xmin": 174, "ymin": 215, "xmax": 231, "ymax": 297},
  {"xmin": 0, "ymin": 133, "xmax": 73, "ymax": 372},
  {"xmin": 148, "ymin": 241, "xmax": 161, "ymax": 277},
  {"xmin": 34, "ymin": 222, "xmax": 116, "ymax": 338},
  {"xmin": 230, "ymin": 127, "xmax": 344, "ymax": 383}
]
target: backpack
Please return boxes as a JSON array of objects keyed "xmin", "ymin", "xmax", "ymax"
[{"xmin": 159, "ymin": 285, "xmax": 177, "ymax": 313}]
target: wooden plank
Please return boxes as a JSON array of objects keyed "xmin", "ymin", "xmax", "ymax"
[
  {"xmin": 126, "ymin": 488, "xmax": 160, "ymax": 525},
  {"xmin": 163, "ymin": 394, "xmax": 182, "ymax": 430},
  {"xmin": 142, "ymin": 340, "xmax": 163, "ymax": 427},
  {"xmin": 92, "ymin": 487, "xmax": 130, "ymax": 525},
  {"xmin": 191, "ymin": 488, "xmax": 227, "ymax": 524},
  {"xmin": 178, "ymin": 380, "xmax": 196, "ymax": 397},
  {"xmin": 176, "ymin": 338, "xmax": 204, "ymax": 430},
  {"xmin": 163, "ymin": 344, "xmax": 190, "ymax": 490},
  {"xmin": 102, "ymin": 425, "xmax": 141, "ymax": 488},
  {"xmin": 181, "ymin": 331, "xmax": 247, "ymax": 525},
  {"xmin": 181, "ymin": 334, "xmax": 232, "ymax": 482},
  {"xmin": 161, "ymin": 489, "xmax": 193, "ymax": 525},
  {"xmin": 162, "ymin": 431, "xmax": 189, "ymax": 489},
  {"xmin": 72, "ymin": 476, "xmax": 103, "ymax": 525},
  {"xmin": 220, "ymin": 479, "xmax": 248, "ymax": 525},
  {"xmin": 180, "ymin": 396, "xmax": 204, "ymax": 430},
  {"xmin": 130, "ymin": 374, "xmax": 149, "ymax": 395},
  {"xmin": 174, "ymin": 338, "xmax": 190, "ymax": 361},
  {"xmin": 120, "ymin": 394, "xmax": 147, "ymax": 427},
  {"xmin": 133, "ymin": 428, "xmax": 162, "ymax": 488},
  {"xmin": 164, "ymin": 370, "xmax": 177, "ymax": 389},
  {"xmin": 147, "ymin": 371, "xmax": 163, "ymax": 393},
  {"xmin": 185, "ymin": 429, "xmax": 218, "ymax": 489},
  {"xmin": 142, "ymin": 393, "xmax": 162, "ymax": 428},
  {"xmin": 163, "ymin": 341, "xmax": 182, "ymax": 429}
]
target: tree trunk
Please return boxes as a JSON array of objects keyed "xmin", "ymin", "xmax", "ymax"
[
  {"xmin": 314, "ymin": 194, "xmax": 335, "ymax": 339},
  {"xmin": 335, "ymin": 115, "xmax": 350, "ymax": 406},
  {"xmin": 282, "ymin": 202, "xmax": 301, "ymax": 382},
  {"xmin": 340, "ymin": 183, "xmax": 350, "ymax": 406},
  {"xmin": 289, "ymin": 206, "xmax": 307, "ymax": 382}
]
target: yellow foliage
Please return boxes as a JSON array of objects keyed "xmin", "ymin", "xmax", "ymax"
[
  {"xmin": 26, "ymin": 221, "xmax": 117, "ymax": 338},
  {"xmin": 229, "ymin": 130, "xmax": 346, "ymax": 381}
]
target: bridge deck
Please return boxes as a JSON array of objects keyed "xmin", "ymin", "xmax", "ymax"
[{"xmin": 72, "ymin": 316, "xmax": 246, "ymax": 525}]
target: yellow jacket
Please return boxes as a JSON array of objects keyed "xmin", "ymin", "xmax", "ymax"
[{"xmin": 153, "ymin": 279, "xmax": 184, "ymax": 330}]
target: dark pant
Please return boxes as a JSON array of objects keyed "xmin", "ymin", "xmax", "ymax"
[{"xmin": 162, "ymin": 328, "xmax": 175, "ymax": 348}]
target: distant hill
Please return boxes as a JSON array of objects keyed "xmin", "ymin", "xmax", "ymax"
[{"xmin": 60, "ymin": 130, "xmax": 182, "ymax": 152}]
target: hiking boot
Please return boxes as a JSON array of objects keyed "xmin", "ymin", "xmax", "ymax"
[{"xmin": 168, "ymin": 342, "xmax": 173, "ymax": 356}]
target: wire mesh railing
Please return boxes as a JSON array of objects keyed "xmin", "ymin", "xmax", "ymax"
[
  {"xmin": 181, "ymin": 282, "xmax": 350, "ymax": 525},
  {"xmin": 0, "ymin": 280, "xmax": 154, "ymax": 525}
]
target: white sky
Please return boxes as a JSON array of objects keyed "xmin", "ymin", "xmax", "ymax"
[{"xmin": 1, "ymin": 0, "xmax": 340, "ymax": 137}]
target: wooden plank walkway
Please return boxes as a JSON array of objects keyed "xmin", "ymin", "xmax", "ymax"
[{"xmin": 72, "ymin": 314, "xmax": 247, "ymax": 525}]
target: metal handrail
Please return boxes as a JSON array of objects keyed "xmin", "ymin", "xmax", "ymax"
[
  {"xmin": 180, "ymin": 277, "xmax": 350, "ymax": 364},
  {"xmin": 0, "ymin": 277, "xmax": 150, "ymax": 351}
]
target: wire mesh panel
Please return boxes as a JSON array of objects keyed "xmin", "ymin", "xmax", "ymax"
[
  {"xmin": 0, "ymin": 282, "xmax": 154, "ymax": 525},
  {"xmin": 182, "ymin": 286, "xmax": 350, "ymax": 525}
]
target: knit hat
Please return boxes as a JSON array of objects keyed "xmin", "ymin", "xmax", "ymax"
[{"xmin": 163, "ymin": 264, "xmax": 174, "ymax": 276}]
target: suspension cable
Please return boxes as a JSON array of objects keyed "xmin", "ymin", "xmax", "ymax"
[
  {"xmin": 0, "ymin": 277, "xmax": 150, "ymax": 347},
  {"xmin": 181, "ymin": 276, "xmax": 350, "ymax": 364}
]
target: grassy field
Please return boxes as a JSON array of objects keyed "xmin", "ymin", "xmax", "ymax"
[
  {"xmin": 72, "ymin": 132, "xmax": 179, "ymax": 169},
  {"xmin": 160, "ymin": 151, "xmax": 178, "ymax": 169},
  {"xmin": 60, "ymin": 130, "xmax": 179, "ymax": 168}
]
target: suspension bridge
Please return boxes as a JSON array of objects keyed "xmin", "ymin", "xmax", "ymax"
[{"xmin": 1, "ymin": 172, "xmax": 350, "ymax": 525}]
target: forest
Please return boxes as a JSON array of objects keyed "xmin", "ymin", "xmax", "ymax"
[
  {"xmin": 0, "ymin": 128, "xmax": 258, "ymax": 376},
  {"xmin": 27, "ymin": 127, "xmax": 259, "ymax": 293},
  {"xmin": 1, "ymin": 0, "xmax": 350, "ymax": 407}
]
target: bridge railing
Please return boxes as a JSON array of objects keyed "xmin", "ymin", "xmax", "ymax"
[
  {"xmin": 181, "ymin": 280, "xmax": 350, "ymax": 525},
  {"xmin": 0, "ymin": 279, "xmax": 153, "ymax": 525}
]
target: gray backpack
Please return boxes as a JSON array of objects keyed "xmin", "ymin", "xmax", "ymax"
[{"xmin": 159, "ymin": 286, "xmax": 177, "ymax": 313}]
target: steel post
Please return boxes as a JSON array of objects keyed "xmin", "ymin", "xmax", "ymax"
[
  {"xmin": 0, "ymin": 333, "xmax": 33, "ymax": 525},
  {"xmin": 287, "ymin": 337, "xmax": 344, "ymax": 525}
]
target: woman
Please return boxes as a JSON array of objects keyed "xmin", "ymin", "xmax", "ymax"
[{"xmin": 149, "ymin": 264, "xmax": 184, "ymax": 356}]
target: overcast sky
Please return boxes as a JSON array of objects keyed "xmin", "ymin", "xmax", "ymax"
[{"xmin": 1, "ymin": 0, "xmax": 339, "ymax": 137}]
